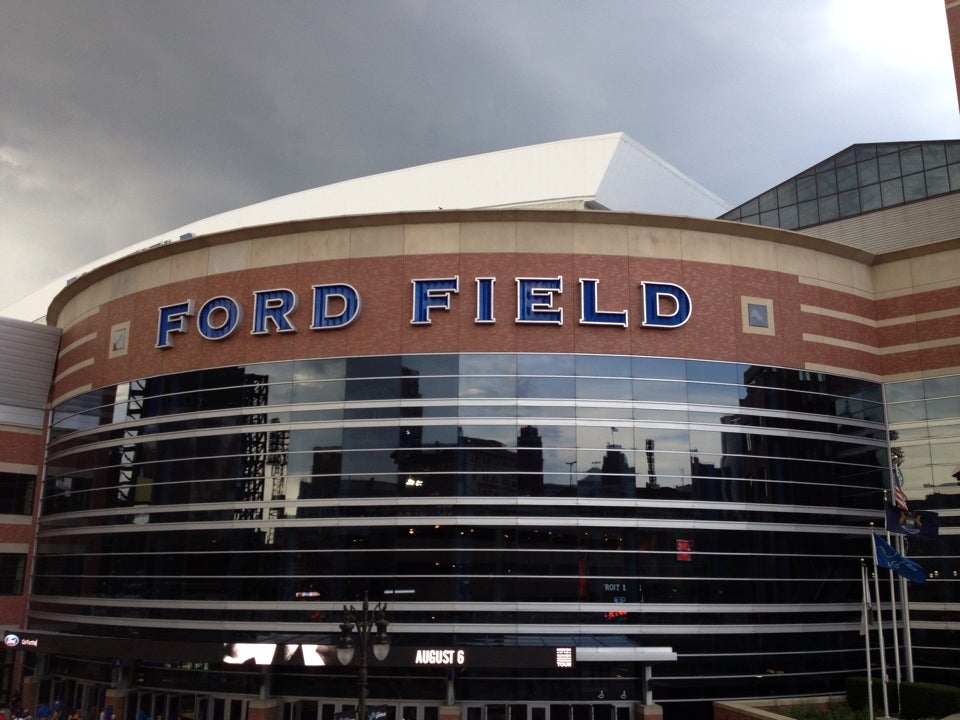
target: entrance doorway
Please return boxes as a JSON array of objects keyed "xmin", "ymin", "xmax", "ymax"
[{"xmin": 465, "ymin": 704, "xmax": 631, "ymax": 720}]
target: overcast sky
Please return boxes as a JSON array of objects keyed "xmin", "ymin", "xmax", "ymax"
[{"xmin": 2, "ymin": 0, "xmax": 958, "ymax": 312}]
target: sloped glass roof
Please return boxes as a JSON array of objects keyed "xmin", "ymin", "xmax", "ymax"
[{"xmin": 719, "ymin": 141, "xmax": 960, "ymax": 230}]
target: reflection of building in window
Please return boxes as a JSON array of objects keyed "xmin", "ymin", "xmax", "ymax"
[
  {"xmin": 385, "ymin": 369, "xmax": 539, "ymax": 497},
  {"xmin": 645, "ymin": 439, "xmax": 658, "ymax": 488},
  {"xmin": 393, "ymin": 429, "xmax": 522, "ymax": 497},
  {"xmin": 747, "ymin": 304, "xmax": 768, "ymax": 328},
  {"xmin": 741, "ymin": 297, "xmax": 774, "ymax": 335},
  {"xmin": 108, "ymin": 321, "xmax": 130, "ymax": 358},
  {"xmin": 577, "ymin": 444, "xmax": 635, "ymax": 498},
  {"xmin": 0, "ymin": 553, "xmax": 27, "ymax": 594},
  {"xmin": 0, "ymin": 471, "xmax": 35, "ymax": 514},
  {"xmin": 517, "ymin": 425, "xmax": 544, "ymax": 496},
  {"xmin": 236, "ymin": 373, "xmax": 271, "ymax": 521}
]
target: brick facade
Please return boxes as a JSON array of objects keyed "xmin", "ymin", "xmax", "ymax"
[{"xmin": 48, "ymin": 211, "xmax": 960, "ymax": 407}]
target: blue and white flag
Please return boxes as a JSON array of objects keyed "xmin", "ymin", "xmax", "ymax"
[
  {"xmin": 873, "ymin": 533, "xmax": 926, "ymax": 583},
  {"xmin": 885, "ymin": 503, "xmax": 939, "ymax": 539}
]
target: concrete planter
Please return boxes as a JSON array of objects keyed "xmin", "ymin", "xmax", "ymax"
[{"xmin": 714, "ymin": 695, "xmax": 849, "ymax": 720}]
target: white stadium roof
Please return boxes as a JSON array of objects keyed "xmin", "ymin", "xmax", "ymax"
[{"xmin": 3, "ymin": 132, "xmax": 728, "ymax": 323}]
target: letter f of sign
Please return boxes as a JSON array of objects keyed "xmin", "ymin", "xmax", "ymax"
[{"xmin": 156, "ymin": 300, "xmax": 196, "ymax": 348}]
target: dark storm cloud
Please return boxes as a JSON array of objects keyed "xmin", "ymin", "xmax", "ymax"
[{"xmin": 1, "ymin": 0, "xmax": 957, "ymax": 309}]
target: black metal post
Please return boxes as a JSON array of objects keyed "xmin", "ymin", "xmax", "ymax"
[{"xmin": 339, "ymin": 591, "xmax": 389, "ymax": 720}]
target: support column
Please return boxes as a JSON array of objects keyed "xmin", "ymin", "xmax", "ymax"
[
  {"xmin": 21, "ymin": 676, "xmax": 39, "ymax": 713},
  {"xmin": 104, "ymin": 689, "xmax": 128, "ymax": 720},
  {"xmin": 635, "ymin": 664, "xmax": 663, "ymax": 720},
  {"xmin": 438, "ymin": 706, "xmax": 461, "ymax": 720},
  {"xmin": 248, "ymin": 700, "xmax": 281, "ymax": 720},
  {"xmin": 633, "ymin": 702, "xmax": 663, "ymax": 720}
]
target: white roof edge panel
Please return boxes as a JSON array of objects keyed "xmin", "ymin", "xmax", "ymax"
[
  {"xmin": 2, "ymin": 132, "xmax": 723, "ymax": 323},
  {"xmin": 0, "ymin": 317, "xmax": 60, "ymax": 413},
  {"xmin": 596, "ymin": 135, "xmax": 730, "ymax": 217}
]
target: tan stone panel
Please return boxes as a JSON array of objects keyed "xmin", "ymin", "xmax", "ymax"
[
  {"xmin": 62, "ymin": 283, "xmax": 109, "ymax": 328},
  {"xmin": 137, "ymin": 257, "xmax": 173, "ymax": 291},
  {"xmin": 850, "ymin": 261, "xmax": 874, "ymax": 295},
  {"xmin": 299, "ymin": 228, "xmax": 350, "ymax": 262},
  {"xmin": 460, "ymin": 222, "xmax": 517, "ymax": 253},
  {"xmin": 730, "ymin": 236, "xmax": 777, "ymax": 271},
  {"xmin": 58, "ymin": 287, "xmax": 82, "ymax": 326},
  {"xmin": 89, "ymin": 278, "xmax": 112, "ymax": 308},
  {"xmin": 404, "ymin": 222, "xmax": 461, "ymax": 255},
  {"xmin": 680, "ymin": 230, "xmax": 731, "ymax": 265},
  {"xmin": 776, "ymin": 244, "xmax": 819, "ymax": 280},
  {"xmin": 71, "ymin": 306, "xmax": 102, "ymax": 330},
  {"xmin": 58, "ymin": 332, "xmax": 97, "ymax": 358},
  {"xmin": 170, "ymin": 248, "xmax": 210, "ymax": 283},
  {"xmin": 110, "ymin": 267, "xmax": 141, "ymax": 302},
  {"xmin": 251, "ymin": 233, "xmax": 300, "ymax": 268},
  {"xmin": 872, "ymin": 258, "xmax": 912, "ymax": 294},
  {"xmin": 815, "ymin": 253, "xmax": 856, "ymax": 289},
  {"xmin": 810, "ymin": 362, "xmax": 883, "ymax": 383},
  {"xmin": 910, "ymin": 248, "xmax": 960, "ymax": 290},
  {"xmin": 0, "ymin": 461, "xmax": 38, "ymax": 474},
  {"xmin": 55, "ymin": 357, "xmax": 95, "ymax": 384},
  {"xmin": 627, "ymin": 226, "xmax": 682, "ymax": 259},
  {"xmin": 517, "ymin": 221, "xmax": 573, "ymax": 253},
  {"xmin": 209, "ymin": 240, "xmax": 252, "ymax": 274},
  {"xmin": 51, "ymin": 384, "xmax": 93, "ymax": 409},
  {"xmin": 349, "ymin": 224, "xmax": 404, "ymax": 258},
  {"xmin": 572, "ymin": 223, "xmax": 629, "ymax": 256}
]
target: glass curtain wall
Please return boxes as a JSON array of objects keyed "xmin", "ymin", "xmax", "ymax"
[
  {"xmin": 884, "ymin": 374, "xmax": 960, "ymax": 684},
  {"xmin": 35, "ymin": 354, "xmax": 890, "ymax": 708}
]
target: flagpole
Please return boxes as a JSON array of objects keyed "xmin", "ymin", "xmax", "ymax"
[
  {"xmin": 886, "ymin": 531, "xmax": 902, "ymax": 710},
  {"xmin": 898, "ymin": 534, "xmax": 915, "ymax": 682},
  {"xmin": 881, "ymin": 492, "xmax": 902, "ymax": 704},
  {"xmin": 862, "ymin": 560, "xmax": 875, "ymax": 720},
  {"xmin": 871, "ymin": 534, "xmax": 890, "ymax": 718}
]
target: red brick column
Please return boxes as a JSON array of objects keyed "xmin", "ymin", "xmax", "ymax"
[
  {"xmin": 438, "ymin": 707, "xmax": 461, "ymax": 720},
  {"xmin": 104, "ymin": 690, "xmax": 127, "ymax": 720},
  {"xmin": 247, "ymin": 701, "xmax": 280, "ymax": 720},
  {"xmin": 634, "ymin": 703, "xmax": 663, "ymax": 720},
  {"xmin": 20, "ymin": 676, "xmax": 38, "ymax": 714}
]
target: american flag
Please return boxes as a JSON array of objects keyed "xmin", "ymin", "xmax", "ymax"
[{"xmin": 894, "ymin": 484, "xmax": 908, "ymax": 511}]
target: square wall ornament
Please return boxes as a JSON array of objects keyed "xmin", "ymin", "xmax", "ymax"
[
  {"xmin": 109, "ymin": 321, "xmax": 131, "ymax": 358},
  {"xmin": 741, "ymin": 297, "xmax": 775, "ymax": 336}
]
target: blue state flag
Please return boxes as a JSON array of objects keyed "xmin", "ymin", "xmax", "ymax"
[
  {"xmin": 873, "ymin": 533, "xmax": 926, "ymax": 583},
  {"xmin": 885, "ymin": 503, "xmax": 939, "ymax": 539}
]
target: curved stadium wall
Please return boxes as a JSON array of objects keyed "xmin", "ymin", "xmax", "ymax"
[{"xmin": 32, "ymin": 210, "xmax": 902, "ymax": 716}]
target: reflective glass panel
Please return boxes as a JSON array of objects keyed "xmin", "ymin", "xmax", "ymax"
[
  {"xmin": 922, "ymin": 143, "xmax": 946, "ymax": 169},
  {"xmin": 881, "ymin": 178, "xmax": 904, "ymax": 206},
  {"xmin": 860, "ymin": 184, "xmax": 882, "ymax": 212},
  {"xmin": 926, "ymin": 166, "xmax": 949, "ymax": 196},
  {"xmin": 902, "ymin": 172, "xmax": 926, "ymax": 202},
  {"xmin": 857, "ymin": 158, "xmax": 879, "ymax": 185},
  {"xmin": 797, "ymin": 175, "xmax": 817, "ymax": 202},
  {"xmin": 818, "ymin": 195, "xmax": 839, "ymax": 223},
  {"xmin": 838, "ymin": 189, "xmax": 860, "ymax": 217},
  {"xmin": 900, "ymin": 146, "xmax": 923, "ymax": 175}
]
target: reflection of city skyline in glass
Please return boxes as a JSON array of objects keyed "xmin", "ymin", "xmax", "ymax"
[
  {"xmin": 38, "ymin": 352, "xmax": 948, "ymax": 709},
  {"xmin": 886, "ymin": 374, "xmax": 960, "ymax": 512}
]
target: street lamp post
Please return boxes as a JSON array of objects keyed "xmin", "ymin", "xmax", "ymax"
[{"xmin": 337, "ymin": 591, "xmax": 390, "ymax": 720}]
